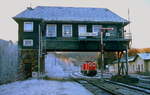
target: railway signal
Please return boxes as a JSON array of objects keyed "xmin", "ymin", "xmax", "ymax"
[{"xmin": 100, "ymin": 27, "xmax": 113, "ymax": 78}]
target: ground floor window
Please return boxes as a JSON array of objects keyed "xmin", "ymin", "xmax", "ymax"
[
  {"xmin": 138, "ymin": 64, "xmax": 140, "ymax": 72},
  {"xmin": 23, "ymin": 39, "xmax": 33, "ymax": 46},
  {"xmin": 133, "ymin": 65, "xmax": 135, "ymax": 71},
  {"xmin": 141, "ymin": 64, "xmax": 144, "ymax": 72}
]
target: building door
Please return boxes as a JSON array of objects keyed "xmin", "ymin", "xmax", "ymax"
[
  {"xmin": 78, "ymin": 25, "xmax": 87, "ymax": 38},
  {"xmin": 24, "ymin": 63, "xmax": 32, "ymax": 78}
]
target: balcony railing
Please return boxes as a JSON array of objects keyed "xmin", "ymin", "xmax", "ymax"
[
  {"xmin": 40, "ymin": 33, "xmax": 132, "ymax": 51},
  {"xmin": 124, "ymin": 32, "xmax": 132, "ymax": 40},
  {"xmin": 42, "ymin": 32, "xmax": 132, "ymax": 42}
]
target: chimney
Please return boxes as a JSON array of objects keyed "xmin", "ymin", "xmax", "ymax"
[{"xmin": 27, "ymin": 7, "xmax": 33, "ymax": 10}]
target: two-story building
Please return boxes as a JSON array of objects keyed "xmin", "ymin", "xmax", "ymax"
[{"xmin": 13, "ymin": 6, "xmax": 131, "ymax": 77}]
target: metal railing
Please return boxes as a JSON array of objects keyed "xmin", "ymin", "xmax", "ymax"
[
  {"xmin": 124, "ymin": 32, "xmax": 132, "ymax": 40},
  {"xmin": 42, "ymin": 32, "xmax": 132, "ymax": 42}
]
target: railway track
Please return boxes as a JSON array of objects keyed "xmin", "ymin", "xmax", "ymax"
[
  {"xmin": 74, "ymin": 78, "xmax": 150, "ymax": 95},
  {"xmin": 73, "ymin": 79, "xmax": 115, "ymax": 95},
  {"xmin": 71, "ymin": 72, "xmax": 150, "ymax": 95},
  {"xmin": 71, "ymin": 72, "xmax": 118, "ymax": 95},
  {"xmin": 105, "ymin": 80, "xmax": 150, "ymax": 94},
  {"xmin": 130, "ymin": 82, "xmax": 150, "ymax": 90}
]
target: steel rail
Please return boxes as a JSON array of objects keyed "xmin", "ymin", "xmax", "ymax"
[
  {"xmin": 73, "ymin": 78, "xmax": 123, "ymax": 95},
  {"xmin": 105, "ymin": 80, "xmax": 150, "ymax": 94}
]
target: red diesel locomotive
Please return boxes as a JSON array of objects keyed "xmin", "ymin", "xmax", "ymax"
[{"xmin": 81, "ymin": 61, "xmax": 97, "ymax": 76}]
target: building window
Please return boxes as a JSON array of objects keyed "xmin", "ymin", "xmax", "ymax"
[
  {"xmin": 133, "ymin": 65, "xmax": 135, "ymax": 71},
  {"xmin": 24, "ymin": 22, "xmax": 33, "ymax": 32},
  {"xmin": 106, "ymin": 26, "xmax": 117, "ymax": 38},
  {"xmin": 92, "ymin": 25, "xmax": 102, "ymax": 36},
  {"xmin": 78, "ymin": 25, "xmax": 87, "ymax": 38},
  {"xmin": 141, "ymin": 64, "xmax": 144, "ymax": 72},
  {"xmin": 46, "ymin": 24, "xmax": 57, "ymax": 37},
  {"xmin": 23, "ymin": 39, "xmax": 33, "ymax": 46},
  {"xmin": 138, "ymin": 64, "xmax": 140, "ymax": 72},
  {"xmin": 62, "ymin": 25, "xmax": 72, "ymax": 37}
]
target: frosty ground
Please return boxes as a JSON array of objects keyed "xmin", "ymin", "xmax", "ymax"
[
  {"xmin": 0, "ymin": 79, "xmax": 93, "ymax": 95},
  {"xmin": 0, "ymin": 53, "xmax": 93, "ymax": 95}
]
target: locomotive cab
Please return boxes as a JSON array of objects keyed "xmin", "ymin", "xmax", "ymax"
[{"xmin": 81, "ymin": 61, "xmax": 97, "ymax": 76}]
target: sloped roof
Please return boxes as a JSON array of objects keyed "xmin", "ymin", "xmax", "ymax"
[
  {"xmin": 13, "ymin": 6, "xmax": 129, "ymax": 23},
  {"xmin": 113, "ymin": 56, "xmax": 136, "ymax": 64},
  {"xmin": 113, "ymin": 53, "xmax": 150, "ymax": 64},
  {"xmin": 137, "ymin": 53, "xmax": 150, "ymax": 60}
]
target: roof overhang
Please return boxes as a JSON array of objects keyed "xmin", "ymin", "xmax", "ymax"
[{"xmin": 13, "ymin": 17, "xmax": 129, "ymax": 26}]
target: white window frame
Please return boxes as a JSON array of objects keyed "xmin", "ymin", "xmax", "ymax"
[
  {"xmin": 24, "ymin": 22, "xmax": 33, "ymax": 32},
  {"xmin": 62, "ymin": 24, "xmax": 72, "ymax": 37},
  {"xmin": 92, "ymin": 25, "xmax": 102, "ymax": 36},
  {"xmin": 78, "ymin": 25, "xmax": 87, "ymax": 38},
  {"xmin": 23, "ymin": 39, "xmax": 33, "ymax": 46},
  {"xmin": 46, "ymin": 24, "xmax": 57, "ymax": 37}
]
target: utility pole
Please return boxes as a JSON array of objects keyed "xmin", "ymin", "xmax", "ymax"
[
  {"xmin": 125, "ymin": 46, "xmax": 129, "ymax": 76},
  {"xmin": 100, "ymin": 29, "xmax": 104, "ymax": 78}
]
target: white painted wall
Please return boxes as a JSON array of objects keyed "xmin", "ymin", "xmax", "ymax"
[
  {"xmin": 144, "ymin": 60, "xmax": 150, "ymax": 72},
  {"xmin": 135, "ymin": 57, "xmax": 144, "ymax": 72},
  {"xmin": 109, "ymin": 56, "xmax": 150, "ymax": 74}
]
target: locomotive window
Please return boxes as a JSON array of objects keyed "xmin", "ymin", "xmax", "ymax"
[
  {"xmin": 24, "ymin": 22, "xmax": 33, "ymax": 32},
  {"xmin": 46, "ymin": 24, "xmax": 57, "ymax": 37},
  {"xmin": 62, "ymin": 25, "xmax": 72, "ymax": 37}
]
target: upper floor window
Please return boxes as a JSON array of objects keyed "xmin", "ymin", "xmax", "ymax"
[
  {"xmin": 62, "ymin": 25, "xmax": 72, "ymax": 37},
  {"xmin": 24, "ymin": 22, "xmax": 33, "ymax": 32},
  {"xmin": 92, "ymin": 25, "xmax": 102, "ymax": 36},
  {"xmin": 23, "ymin": 39, "xmax": 33, "ymax": 46},
  {"xmin": 106, "ymin": 26, "xmax": 117, "ymax": 37},
  {"xmin": 46, "ymin": 24, "xmax": 57, "ymax": 37},
  {"xmin": 78, "ymin": 25, "xmax": 87, "ymax": 38}
]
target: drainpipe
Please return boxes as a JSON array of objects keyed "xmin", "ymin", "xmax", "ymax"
[{"xmin": 38, "ymin": 23, "xmax": 41, "ymax": 77}]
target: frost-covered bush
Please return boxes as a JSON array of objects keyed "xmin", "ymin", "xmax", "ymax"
[{"xmin": 0, "ymin": 40, "xmax": 19, "ymax": 84}]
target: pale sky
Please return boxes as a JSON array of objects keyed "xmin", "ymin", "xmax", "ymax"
[{"xmin": 0, "ymin": 0, "xmax": 150, "ymax": 48}]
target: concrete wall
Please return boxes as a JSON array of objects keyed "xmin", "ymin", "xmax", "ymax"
[
  {"xmin": 108, "ymin": 64, "xmax": 118, "ymax": 74},
  {"xmin": 109, "ymin": 62, "xmax": 136, "ymax": 74},
  {"xmin": 135, "ymin": 57, "xmax": 144, "ymax": 72},
  {"xmin": 128, "ymin": 62, "xmax": 135, "ymax": 73}
]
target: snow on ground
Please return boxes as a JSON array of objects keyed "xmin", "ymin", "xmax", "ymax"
[
  {"xmin": 45, "ymin": 53, "xmax": 79, "ymax": 78},
  {"xmin": 0, "ymin": 79, "xmax": 93, "ymax": 95},
  {"xmin": 0, "ymin": 53, "xmax": 94, "ymax": 95}
]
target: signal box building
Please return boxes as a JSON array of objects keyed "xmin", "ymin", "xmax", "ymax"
[{"xmin": 13, "ymin": 6, "xmax": 132, "ymax": 77}]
